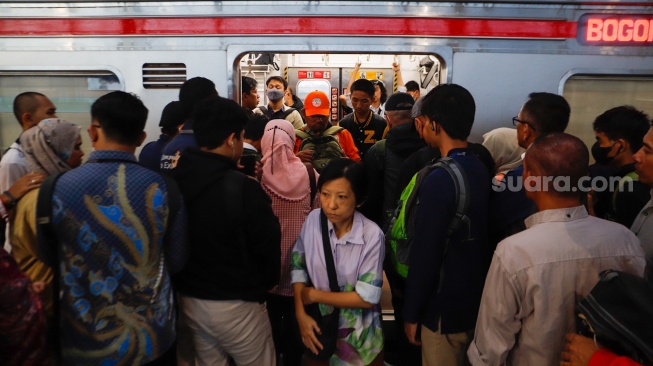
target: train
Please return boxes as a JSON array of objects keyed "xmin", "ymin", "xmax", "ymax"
[{"xmin": 0, "ymin": 0, "xmax": 652, "ymax": 158}]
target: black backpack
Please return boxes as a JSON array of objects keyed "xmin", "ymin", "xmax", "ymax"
[{"xmin": 577, "ymin": 269, "xmax": 653, "ymax": 365}]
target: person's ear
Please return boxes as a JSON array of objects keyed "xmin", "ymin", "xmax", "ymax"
[
  {"xmin": 88, "ymin": 123, "xmax": 99, "ymax": 142},
  {"xmin": 615, "ymin": 138, "xmax": 627, "ymax": 155},
  {"xmin": 226, "ymin": 132, "xmax": 236, "ymax": 147}
]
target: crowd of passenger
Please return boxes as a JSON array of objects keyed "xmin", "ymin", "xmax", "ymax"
[{"xmin": 0, "ymin": 69, "xmax": 651, "ymax": 366}]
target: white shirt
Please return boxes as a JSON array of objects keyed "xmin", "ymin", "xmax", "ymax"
[
  {"xmin": 0, "ymin": 142, "xmax": 30, "ymax": 252},
  {"xmin": 468, "ymin": 206, "xmax": 646, "ymax": 366}
]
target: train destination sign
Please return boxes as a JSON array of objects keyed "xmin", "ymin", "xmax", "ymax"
[{"xmin": 578, "ymin": 14, "xmax": 653, "ymax": 46}]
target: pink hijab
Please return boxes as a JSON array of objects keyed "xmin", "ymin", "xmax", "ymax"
[{"xmin": 261, "ymin": 119, "xmax": 312, "ymax": 201}]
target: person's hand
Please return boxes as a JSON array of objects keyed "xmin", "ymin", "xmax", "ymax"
[
  {"xmin": 354, "ymin": 60, "xmax": 361, "ymax": 69},
  {"xmin": 404, "ymin": 322, "xmax": 422, "ymax": 346},
  {"xmin": 29, "ymin": 281, "xmax": 46, "ymax": 294},
  {"xmin": 296, "ymin": 310, "xmax": 323, "ymax": 355},
  {"xmin": 392, "ymin": 62, "xmax": 400, "ymax": 72},
  {"xmin": 560, "ymin": 333, "xmax": 599, "ymax": 366},
  {"xmin": 254, "ymin": 161, "xmax": 263, "ymax": 181},
  {"xmin": 301, "ymin": 286, "xmax": 316, "ymax": 305},
  {"xmin": 296, "ymin": 150, "xmax": 313, "ymax": 163},
  {"xmin": 8, "ymin": 173, "xmax": 46, "ymax": 199}
]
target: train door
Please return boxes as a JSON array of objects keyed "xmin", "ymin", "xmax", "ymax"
[{"xmin": 237, "ymin": 53, "xmax": 444, "ymax": 123}]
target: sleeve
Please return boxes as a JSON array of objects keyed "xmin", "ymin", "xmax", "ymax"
[
  {"xmin": 164, "ymin": 194, "xmax": 188, "ymax": 274},
  {"xmin": 337, "ymin": 129, "xmax": 361, "ymax": 162},
  {"xmin": 402, "ymin": 170, "xmax": 454, "ymax": 324},
  {"xmin": 355, "ymin": 226, "xmax": 385, "ymax": 304},
  {"xmin": 288, "ymin": 110, "xmax": 305, "ymax": 129},
  {"xmin": 589, "ymin": 349, "xmax": 643, "ymax": 366},
  {"xmin": 467, "ymin": 253, "xmax": 522, "ymax": 366},
  {"xmin": 291, "ymin": 216, "xmax": 310, "ymax": 284},
  {"xmin": 244, "ymin": 178, "xmax": 282, "ymax": 289}
]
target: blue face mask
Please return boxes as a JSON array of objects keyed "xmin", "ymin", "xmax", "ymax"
[{"xmin": 267, "ymin": 88, "xmax": 285, "ymax": 102}]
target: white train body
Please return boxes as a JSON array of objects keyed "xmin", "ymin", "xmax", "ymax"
[{"xmin": 0, "ymin": 1, "xmax": 652, "ymax": 155}]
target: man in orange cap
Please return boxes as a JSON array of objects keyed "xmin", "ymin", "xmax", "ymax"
[{"xmin": 295, "ymin": 90, "xmax": 360, "ymax": 171}]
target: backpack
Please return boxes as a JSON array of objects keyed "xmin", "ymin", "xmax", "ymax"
[
  {"xmin": 576, "ymin": 269, "xmax": 653, "ymax": 365},
  {"xmin": 296, "ymin": 126, "xmax": 346, "ymax": 171},
  {"xmin": 385, "ymin": 156, "xmax": 471, "ymax": 280}
]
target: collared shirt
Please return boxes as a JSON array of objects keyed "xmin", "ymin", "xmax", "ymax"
[
  {"xmin": 630, "ymin": 191, "xmax": 653, "ymax": 279},
  {"xmin": 468, "ymin": 206, "xmax": 645, "ymax": 366},
  {"xmin": 42, "ymin": 150, "xmax": 188, "ymax": 365},
  {"xmin": 291, "ymin": 209, "xmax": 384, "ymax": 365}
]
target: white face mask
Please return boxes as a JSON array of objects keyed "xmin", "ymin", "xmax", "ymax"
[{"xmin": 267, "ymin": 89, "xmax": 285, "ymax": 102}]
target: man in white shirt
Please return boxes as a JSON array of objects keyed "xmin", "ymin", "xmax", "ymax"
[
  {"xmin": 468, "ymin": 133, "xmax": 646, "ymax": 366},
  {"xmin": 631, "ymin": 121, "xmax": 653, "ymax": 280},
  {"xmin": 0, "ymin": 92, "xmax": 57, "ymax": 251}
]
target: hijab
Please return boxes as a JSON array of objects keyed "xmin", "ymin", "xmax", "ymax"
[
  {"xmin": 482, "ymin": 127, "xmax": 526, "ymax": 175},
  {"xmin": 21, "ymin": 118, "xmax": 81, "ymax": 176},
  {"xmin": 261, "ymin": 119, "xmax": 311, "ymax": 201}
]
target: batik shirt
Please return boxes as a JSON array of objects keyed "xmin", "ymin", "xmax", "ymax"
[
  {"xmin": 44, "ymin": 150, "xmax": 187, "ymax": 365},
  {"xmin": 291, "ymin": 209, "xmax": 384, "ymax": 365}
]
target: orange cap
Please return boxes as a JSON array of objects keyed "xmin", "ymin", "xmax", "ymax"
[{"xmin": 304, "ymin": 90, "xmax": 330, "ymax": 117}]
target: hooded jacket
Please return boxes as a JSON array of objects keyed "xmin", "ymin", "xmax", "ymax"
[{"xmin": 172, "ymin": 148, "xmax": 281, "ymax": 302}]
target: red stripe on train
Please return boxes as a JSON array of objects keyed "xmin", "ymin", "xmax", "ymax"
[{"xmin": 0, "ymin": 17, "xmax": 577, "ymax": 38}]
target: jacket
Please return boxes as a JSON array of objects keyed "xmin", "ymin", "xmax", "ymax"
[{"xmin": 172, "ymin": 148, "xmax": 281, "ymax": 302}]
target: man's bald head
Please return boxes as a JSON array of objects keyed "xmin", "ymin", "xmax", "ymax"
[{"xmin": 524, "ymin": 133, "xmax": 589, "ymax": 197}]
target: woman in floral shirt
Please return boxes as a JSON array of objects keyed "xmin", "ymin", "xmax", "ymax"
[{"xmin": 292, "ymin": 158, "xmax": 385, "ymax": 365}]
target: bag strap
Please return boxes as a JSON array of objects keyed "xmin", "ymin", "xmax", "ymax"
[
  {"xmin": 320, "ymin": 210, "xmax": 340, "ymax": 293},
  {"xmin": 305, "ymin": 163, "xmax": 317, "ymax": 204},
  {"xmin": 35, "ymin": 171, "xmax": 65, "ymax": 359},
  {"xmin": 433, "ymin": 157, "xmax": 471, "ymax": 293},
  {"xmin": 280, "ymin": 107, "xmax": 296, "ymax": 120}
]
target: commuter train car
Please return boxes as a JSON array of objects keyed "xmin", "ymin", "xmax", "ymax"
[{"xmin": 0, "ymin": 0, "xmax": 652, "ymax": 159}]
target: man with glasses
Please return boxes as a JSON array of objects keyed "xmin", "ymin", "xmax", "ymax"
[
  {"xmin": 490, "ymin": 92, "xmax": 571, "ymax": 244},
  {"xmin": 295, "ymin": 90, "xmax": 360, "ymax": 171}
]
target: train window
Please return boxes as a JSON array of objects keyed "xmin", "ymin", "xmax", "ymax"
[
  {"xmin": 296, "ymin": 79, "xmax": 330, "ymax": 102},
  {"xmin": 0, "ymin": 71, "xmax": 123, "ymax": 159},
  {"xmin": 563, "ymin": 75, "xmax": 653, "ymax": 158},
  {"xmin": 237, "ymin": 53, "xmax": 444, "ymax": 120}
]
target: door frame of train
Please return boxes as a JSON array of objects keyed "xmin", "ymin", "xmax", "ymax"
[{"xmin": 227, "ymin": 45, "xmax": 453, "ymax": 101}]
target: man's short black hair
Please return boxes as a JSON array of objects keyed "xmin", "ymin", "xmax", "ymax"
[
  {"xmin": 244, "ymin": 114, "xmax": 270, "ymax": 141},
  {"xmin": 405, "ymin": 80, "xmax": 420, "ymax": 92},
  {"xmin": 13, "ymin": 91, "xmax": 46, "ymax": 125},
  {"xmin": 266, "ymin": 76, "xmax": 288, "ymax": 90},
  {"xmin": 242, "ymin": 76, "xmax": 258, "ymax": 95},
  {"xmin": 317, "ymin": 158, "xmax": 367, "ymax": 205},
  {"xmin": 593, "ymin": 105, "xmax": 650, "ymax": 153},
  {"xmin": 91, "ymin": 91, "xmax": 148, "ymax": 146},
  {"xmin": 192, "ymin": 95, "xmax": 247, "ymax": 150},
  {"xmin": 522, "ymin": 92, "xmax": 570, "ymax": 134},
  {"xmin": 179, "ymin": 77, "xmax": 218, "ymax": 119},
  {"xmin": 350, "ymin": 79, "xmax": 376, "ymax": 99},
  {"xmin": 421, "ymin": 84, "xmax": 475, "ymax": 141}
]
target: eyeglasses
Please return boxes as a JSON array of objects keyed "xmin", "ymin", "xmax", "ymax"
[{"xmin": 512, "ymin": 116, "xmax": 536, "ymax": 131}]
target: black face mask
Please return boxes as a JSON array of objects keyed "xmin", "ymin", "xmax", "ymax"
[{"xmin": 591, "ymin": 141, "xmax": 621, "ymax": 165}]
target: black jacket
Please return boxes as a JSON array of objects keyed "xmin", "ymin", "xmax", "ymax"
[
  {"xmin": 172, "ymin": 148, "xmax": 281, "ymax": 302},
  {"xmin": 361, "ymin": 123, "xmax": 425, "ymax": 226}
]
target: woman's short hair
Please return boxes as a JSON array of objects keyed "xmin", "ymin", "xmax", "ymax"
[{"xmin": 317, "ymin": 158, "xmax": 367, "ymax": 205}]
